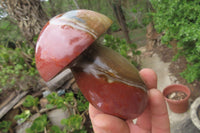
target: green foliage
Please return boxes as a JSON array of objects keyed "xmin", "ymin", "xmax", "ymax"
[
  {"xmin": 14, "ymin": 110, "xmax": 31, "ymax": 124},
  {"xmin": 0, "ymin": 121, "xmax": 12, "ymax": 133},
  {"xmin": 14, "ymin": 96, "xmax": 38, "ymax": 125},
  {"xmin": 46, "ymin": 92, "xmax": 75, "ymax": 109},
  {"xmin": 0, "ymin": 43, "xmax": 38, "ymax": 92},
  {"xmin": 41, "ymin": 0, "xmax": 76, "ymax": 18},
  {"xmin": 46, "ymin": 91, "xmax": 89, "ymax": 132},
  {"xmin": 49, "ymin": 118, "xmax": 87, "ymax": 133},
  {"xmin": 20, "ymin": 91, "xmax": 89, "ymax": 132},
  {"xmin": 61, "ymin": 115, "xmax": 86, "ymax": 133},
  {"xmin": 46, "ymin": 92, "xmax": 66, "ymax": 109},
  {"xmin": 50, "ymin": 126, "xmax": 63, "ymax": 133},
  {"xmin": 110, "ymin": 23, "xmax": 120, "ymax": 32},
  {"xmin": 127, "ymin": 20, "xmax": 142, "ymax": 30},
  {"xmin": 125, "ymin": 1, "xmax": 152, "ymax": 29},
  {"xmin": 0, "ymin": 17, "xmax": 22, "ymax": 45},
  {"xmin": 150, "ymin": 0, "xmax": 200, "ymax": 82},
  {"xmin": 103, "ymin": 34, "xmax": 141, "ymax": 67},
  {"xmin": 77, "ymin": 91, "xmax": 89, "ymax": 112},
  {"xmin": 41, "ymin": 0, "xmax": 149, "ymax": 32},
  {"xmin": 26, "ymin": 115, "xmax": 48, "ymax": 133},
  {"xmin": 23, "ymin": 95, "xmax": 39, "ymax": 108}
]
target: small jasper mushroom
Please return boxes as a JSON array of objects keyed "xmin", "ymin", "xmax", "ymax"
[{"xmin": 35, "ymin": 9, "xmax": 148, "ymax": 120}]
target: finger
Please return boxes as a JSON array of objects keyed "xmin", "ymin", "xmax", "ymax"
[
  {"xmin": 89, "ymin": 104, "xmax": 129, "ymax": 133},
  {"xmin": 89, "ymin": 103, "xmax": 102, "ymax": 121},
  {"xmin": 139, "ymin": 68, "xmax": 157, "ymax": 89},
  {"xmin": 149, "ymin": 89, "xmax": 170, "ymax": 133},
  {"xmin": 93, "ymin": 113, "xmax": 129, "ymax": 133},
  {"xmin": 89, "ymin": 104, "xmax": 107, "ymax": 133},
  {"xmin": 127, "ymin": 105, "xmax": 152, "ymax": 133},
  {"xmin": 132, "ymin": 105, "xmax": 152, "ymax": 131},
  {"xmin": 127, "ymin": 122, "xmax": 150, "ymax": 133},
  {"xmin": 134, "ymin": 68, "xmax": 157, "ymax": 130}
]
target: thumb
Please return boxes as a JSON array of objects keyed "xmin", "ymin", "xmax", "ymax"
[{"xmin": 93, "ymin": 113, "xmax": 130, "ymax": 133}]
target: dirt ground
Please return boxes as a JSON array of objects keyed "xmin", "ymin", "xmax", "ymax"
[{"xmin": 0, "ymin": 89, "xmax": 15, "ymax": 105}]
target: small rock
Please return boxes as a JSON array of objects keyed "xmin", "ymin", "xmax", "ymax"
[
  {"xmin": 169, "ymin": 92, "xmax": 176, "ymax": 99},
  {"xmin": 42, "ymin": 90, "xmax": 51, "ymax": 97},
  {"xmin": 193, "ymin": 83, "xmax": 197, "ymax": 86},
  {"xmin": 40, "ymin": 98, "xmax": 48, "ymax": 108},
  {"xmin": 15, "ymin": 113, "xmax": 40, "ymax": 133},
  {"xmin": 57, "ymin": 89, "xmax": 66, "ymax": 96},
  {"xmin": 47, "ymin": 108, "xmax": 72, "ymax": 129},
  {"xmin": 137, "ymin": 46, "xmax": 146, "ymax": 53},
  {"xmin": 167, "ymin": 91, "xmax": 187, "ymax": 100},
  {"xmin": 72, "ymin": 83, "xmax": 79, "ymax": 93}
]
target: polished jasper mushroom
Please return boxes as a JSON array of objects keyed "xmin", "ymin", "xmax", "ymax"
[{"xmin": 35, "ymin": 9, "xmax": 148, "ymax": 120}]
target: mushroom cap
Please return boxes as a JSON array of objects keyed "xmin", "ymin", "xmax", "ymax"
[{"xmin": 35, "ymin": 10, "xmax": 112, "ymax": 81}]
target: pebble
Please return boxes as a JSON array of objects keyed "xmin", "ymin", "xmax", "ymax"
[{"xmin": 40, "ymin": 98, "xmax": 48, "ymax": 108}]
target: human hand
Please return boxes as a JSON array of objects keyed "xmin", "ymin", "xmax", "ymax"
[{"xmin": 89, "ymin": 68, "xmax": 170, "ymax": 133}]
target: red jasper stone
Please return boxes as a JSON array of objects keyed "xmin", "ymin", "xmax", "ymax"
[
  {"xmin": 35, "ymin": 10, "xmax": 112, "ymax": 81},
  {"xmin": 36, "ymin": 23, "xmax": 94, "ymax": 81}
]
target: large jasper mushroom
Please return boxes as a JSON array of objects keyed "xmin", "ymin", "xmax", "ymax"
[{"xmin": 35, "ymin": 9, "xmax": 148, "ymax": 120}]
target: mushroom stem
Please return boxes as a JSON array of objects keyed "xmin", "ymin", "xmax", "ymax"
[{"xmin": 69, "ymin": 42, "xmax": 147, "ymax": 120}]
